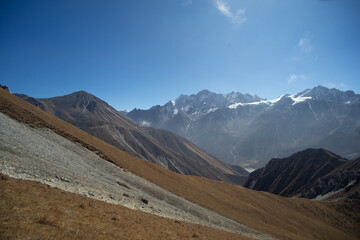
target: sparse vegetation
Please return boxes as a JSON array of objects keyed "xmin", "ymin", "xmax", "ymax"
[{"xmin": 0, "ymin": 174, "xmax": 251, "ymax": 240}]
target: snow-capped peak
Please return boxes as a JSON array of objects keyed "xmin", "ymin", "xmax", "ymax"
[
  {"xmin": 228, "ymin": 95, "xmax": 285, "ymax": 109},
  {"xmin": 288, "ymin": 89, "xmax": 312, "ymax": 105},
  {"xmin": 267, "ymin": 95, "xmax": 285, "ymax": 104}
]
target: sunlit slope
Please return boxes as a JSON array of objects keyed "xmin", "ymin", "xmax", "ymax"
[
  {"xmin": 0, "ymin": 88, "xmax": 359, "ymax": 240},
  {"xmin": 0, "ymin": 174, "xmax": 251, "ymax": 240},
  {"xmin": 16, "ymin": 91, "xmax": 247, "ymax": 184}
]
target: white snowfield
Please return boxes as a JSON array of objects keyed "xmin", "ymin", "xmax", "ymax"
[
  {"xmin": 228, "ymin": 100, "xmax": 271, "ymax": 109},
  {"xmin": 0, "ymin": 112, "xmax": 276, "ymax": 240},
  {"xmin": 289, "ymin": 89, "xmax": 312, "ymax": 105},
  {"xmin": 228, "ymin": 91, "xmax": 313, "ymax": 109}
]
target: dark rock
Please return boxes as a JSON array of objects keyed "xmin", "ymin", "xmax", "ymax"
[
  {"xmin": 140, "ymin": 198, "xmax": 148, "ymax": 204},
  {"xmin": 0, "ymin": 174, "xmax": 9, "ymax": 180}
]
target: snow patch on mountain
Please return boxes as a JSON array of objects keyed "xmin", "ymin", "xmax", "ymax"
[
  {"xmin": 227, "ymin": 95, "xmax": 284, "ymax": 109},
  {"xmin": 289, "ymin": 90, "xmax": 312, "ymax": 105},
  {"xmin": 244, "ymin": 167, "xmax": 257, "ymax": 173},
  {"xmin": 267, "ymin": 95, "xmax": 285, "ymax": 104},
  {"xmin": 228, "ymin": 100, "xmax": 267, "ymax": 109},
  {"xmin": 181, "ymin": 105, "xmax": 191, "ymax": 112},
  {"xmin": 207, "ymin": 108, "xmax": 218, "ymax": 113},
  {"xmin": 289, "ymin": 95, "xmax": 312, "ymax": 105}
]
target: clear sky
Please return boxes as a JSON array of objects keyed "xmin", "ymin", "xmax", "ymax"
[{"xmin": 1, "ymin": 0, "xmax": 360, "ymax": 110}]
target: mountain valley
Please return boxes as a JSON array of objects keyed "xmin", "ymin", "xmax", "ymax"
[{"xmin": 1, "ymin": 86, "xmax": 360, "ymax": 239}]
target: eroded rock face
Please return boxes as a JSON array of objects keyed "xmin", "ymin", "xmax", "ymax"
[{"xmin": 300, "ymin": 170, "xmax": 360, "ymax": 199}]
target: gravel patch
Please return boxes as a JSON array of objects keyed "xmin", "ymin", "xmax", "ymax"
[{"xmin": 0, "ymin": 112, "xmax": 275, "ymax": 239}]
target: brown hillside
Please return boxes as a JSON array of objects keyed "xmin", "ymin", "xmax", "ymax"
[
  {"xmin": 0, "ymin": 173, "xmax": 250, "ymax": 240},
  {"xmin": 1, "ymin": 88, "xmax": 359, "ymax": 240},
  {"xmin": 16, "ymin": 91, "xmax": 248, "ymax": 184}
]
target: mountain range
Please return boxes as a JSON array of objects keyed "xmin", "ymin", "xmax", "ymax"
[
  {"xmin": 126, "ymin": 86, "xmax": 360, "ymax": 168},
  {"xmin": 2, "ymin": 86, "xmax": 360, "ymax": 240},
  {"xmin": 16, "ymin": 91, "xmax": 248, "ymax": 185}
]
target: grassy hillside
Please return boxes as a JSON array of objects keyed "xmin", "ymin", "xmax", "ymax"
[{"xmin": 1, "ymin": 88, "xmax": 359, "ymax": 240}]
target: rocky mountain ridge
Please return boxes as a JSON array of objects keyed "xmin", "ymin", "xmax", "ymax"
[
  {"xmin": 127, "ymin": 86, "xmax": 360, "ymax": 168},
  {"xmin": 243, "ymin": 148, "xmax": 360, "ymax": 200},
  {"xmin": 2, "ymin": 87, "xmax": 360, "ymax": 240},
  {"xmin": 16, "ymin": 91, "xmax": 248, "ymax": 185}
]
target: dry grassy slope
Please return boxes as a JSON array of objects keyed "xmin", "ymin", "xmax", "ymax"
[
  {"xmin": 17, "ymin": 92, "xmax": 247, "ymax": 184},
  {"xmin": 1, "ymin": 88, "xmax": 359, "ymax": 240},
  {"xmin": 0, "ymin": 174, "xmax": 250, "ymax": 240}
]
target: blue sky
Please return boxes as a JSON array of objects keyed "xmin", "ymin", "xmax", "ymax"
[{"xmin": 1, "ymin": 0, "xmax": 360, "ymax": 110}]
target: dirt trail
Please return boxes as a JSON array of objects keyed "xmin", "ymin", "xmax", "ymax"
[{"xmin": 0, "ymin": 112, "xmax": 274, "ymax": 240}]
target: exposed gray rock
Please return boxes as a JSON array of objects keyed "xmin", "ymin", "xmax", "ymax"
[
  {"xmin": 0, "ymin": 112, "xmax": 274, "ymax": 240},
  {"xmin": 127, "ymin": 86, "xmax": 360, "ymax": 168}
]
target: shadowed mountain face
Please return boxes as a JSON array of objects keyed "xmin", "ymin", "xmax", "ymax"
[
  {"xmin": 16, "ymin": 91, "xmax": 248, "ymax": 184},
  {"xmin": 127, "ymin": 86, "xmax": 360, "ymax": 168},
  {"xmin": 244, "ymin": 148, "xmax": 360, "ymax": 199}
]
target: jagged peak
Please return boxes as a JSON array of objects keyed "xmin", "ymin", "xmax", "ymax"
[
  {"xmin": 197, "ymin": 89, "xmax": 212, "ymax": 95},
  {"xmin": 306, "ymin": 85, "xmax": 358, "ymax": 102},
  {"xmin": 68, "ymin": 90, "xmax": 94, "ymax": 98}
]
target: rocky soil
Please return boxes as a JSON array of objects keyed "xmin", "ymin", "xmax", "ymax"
[{"xmin": 0, "ymin": 112, "xmax": 273, "ymax": 240}]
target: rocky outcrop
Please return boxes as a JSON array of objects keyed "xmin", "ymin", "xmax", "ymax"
[{"xmin": 300, "ymin": 159, "xmax": 360, "ymax": 199}]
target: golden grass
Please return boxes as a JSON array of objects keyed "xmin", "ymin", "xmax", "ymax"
[
  {"xmin": 1, "ymin": 88, "xmax": 359, "ymax": 240},
  {"xmin": 0, "ymin": 173, "xmax": 251, "ymax": 240}
]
